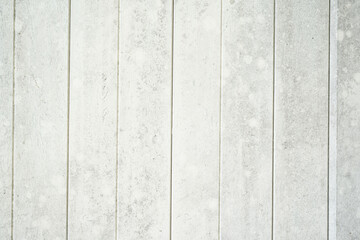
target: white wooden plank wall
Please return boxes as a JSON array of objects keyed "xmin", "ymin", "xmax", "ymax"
[{"xmin": 1, "ymin": 0, "xmax": 360, "ymax": 239}]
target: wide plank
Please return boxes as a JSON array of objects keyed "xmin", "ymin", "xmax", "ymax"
[
  {"xmin": 13, "ymin": 0, "xmax": 68, "ymax": 238},
  {"xmin": 337, "ymin": 1, "xmax": 360, "ymax": 239},
  {"xmin": 68, "ymin": 0, "xmax": 118, "ymax": 238},
  {"xmin": 221, "ymin": 0, "xmax": 274, "ymax": 238},
  {"xmin": 172, "ymin": 0, "xmax": 221, "ymax": 239},
  {"xmin": 117, "ymin": 0, "xmax": 172, "ymax": 239},
  {"xmin": 274, "ymin": 0, "xmax": 329, "ymax": 239}
]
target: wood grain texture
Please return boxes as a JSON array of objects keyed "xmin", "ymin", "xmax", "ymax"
[
  {"xmin": 221, "ymin": 0, "xmax": 273, "ymax": 238},
  {"xmin": 337, "ymin": 1, "xmax": 360, "ymax": 239},
  {"xmin": 0, "ymin": 0, "xmax": 13, "ymax": 238},
  {"xmin": 274, "ymin": 0, "xmax": 329, "ymax": 239},
  {"xmin": 68, "ymin": 0, "xmax": 118, "ymax": 238},
  {"xmin": 13, "ymin": 0, "xmax": 68, "ymax": 238},
  {"xmin": 117, "ymin": 0, "xmax": 172, "ymax": 239},
  {"xmin": 172, "ymin": 1, "xmax": 220, "ymax": 239}
]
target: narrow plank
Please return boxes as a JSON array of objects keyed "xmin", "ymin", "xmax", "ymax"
[
  {"xmin": 172, "ymin": 1, "xmax": 220, "ymax": 239},
  {"xmin": 221, "ymin": 0, "xmax": 273, "ymax": 238},
  {"xmin": 337, "ymin": 1, "xmax": 360, "ymax": 239},
  {"xmin": 0, "ymin": 0, "xmax": 13, "ymax": 238},
  {"xmin": 68, "ymin": 0, "xmax": 118, "ymax": 238},
  {"xmin": 117, "ymin": 0, "xmax": 172, "ymax": 239},
  {"xmin": 329, "ymin": 0, "xmax": 337, "ymax": 239},
  {"xmin": 274, "ymin": 0, "xmax": 329, "ymax": 239},
  {"xmin": 13, "ymin": 0, "xmax": 68, "ymax": 238}
]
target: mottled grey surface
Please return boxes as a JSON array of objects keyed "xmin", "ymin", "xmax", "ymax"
[
  {"xmin": 118, "ymin": 0, "xmax": 172, "ymax": 239},
  {"xmin": 221, "ymin": 0, "xmax": 273, "ymax": 239},
  {"xmin": 172, "ymin": 0, "xmax": 220, "ymax": 239},
  {"xmin": 68, "ymin": 0, "xmax": 118, "ymax": 239},
  {"xmin": 274, "ymin": 0, "xmax": 329, "ymax": 239},
  {"xmin": 0, "ymin": 0, "xmax": 13, "ymax": 238},
  {"xmin": 337, "ymin": 1, "xmax": 360, "ymax": 239},
  {"xmin": 13, "ymin": 0, "xmax": 68, "ymax": 239}
]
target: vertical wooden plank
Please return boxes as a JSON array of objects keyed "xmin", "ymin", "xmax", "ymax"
[
  {"xmin": 0, "ymin": 0, "xmax": 13, "ymax": 238},
  {"xmin": 13, "ymin": 0, "xmax": 68, "ymax": 238},
  {"xmin": 337, "ymin": 1, "xmax": 360, "ymax": 239},
  {"xmin": 329, "ymin": 0, "xmax": 337, "ymax": 239},
  {"xmin": 221, "ymin": 0, "xmax": 273, "ymax": 238},
  {"xmin": 274, "ymin": 0, "xmax": 329, "ymax": 239},
  {"xmin": 117, "ymin": 0, "xmax": 172, "ymax": 239},
  {"xmin": 68, "ymin": 0, "xmax": 118, "ymax": 239},
  {"xmin": 172, "ymin": 1, "xmax": 220, "ymax": 239},
  {"xmin": 68, "ymin": 0, "xmax": 118, "ymax": 238}
]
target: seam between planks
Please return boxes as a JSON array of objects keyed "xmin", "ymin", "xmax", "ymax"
[
  {"xmin": 115, "ymin": 0, "xmax": 120, "ymax": 239},
  {"xmin": 271, "ymin": 0, "xmax": 276, "ymax": 239},
  {"xmin": 170, "ymin": 0, "xmax": 175, "ymax": 239},
  {"xmin": 11, "ymin": 0, "xmax": 16, "ymax": 239},
  {"xmin": 327, "ymin": 0, "xmax": 330, "ymax": 238},
  {"xmin": 66, "ymin": 0, "xmax": 72, "ymax": 238}
]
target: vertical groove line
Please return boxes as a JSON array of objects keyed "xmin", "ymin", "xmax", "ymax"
[
  {"xmin": 115, "ymin": 0, "xmax": 120, "ymax": 238},
  {"xmin": 11, "ymin": 0, "xmax": 16, "ymax": 239},
  {"xmin": 218, "ymin": 0, "xmax": 223, "ymax": 239},
  {"xmin": 66, "ymin": 0, "xmax": 71, "ymax": 238},
  {"xmin": 170, "ymin": 0, "xmax": 174, "ymax": 239},
  {"xmin": 271, "ymin": 0, "xmax": 276, "ymax": 239},
  {"xmin": 327, "ymin": 0, "xmax": 331, "ymax": 239}
]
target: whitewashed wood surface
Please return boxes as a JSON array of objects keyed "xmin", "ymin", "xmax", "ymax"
[{"xmin": 0, "ymin": 0, "xmax": 359, "ymax": 239}]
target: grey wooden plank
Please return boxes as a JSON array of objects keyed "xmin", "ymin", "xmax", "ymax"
[
  {"xmin": 337, "ymin": 1, "xmax": 360, "ymax": 239},
  {"xmin": 329, "ymin": 0, "xmax": 337, "ymax": 239},
  {"xmin": 274, "ymin": 0, "xmax": 329, "ymax": 239},
  {"xmin": 68, "ymin": 0, "xmax": 118, "ymax": 239},
  {"xmin": 0, "ymin": 0, "xmax": 13, "ymax": 238},
  {"xmin": 221, "ymin": 0, "xmax": 273, "ymax": 238},
  {"xmin": 13, "ymin": 0, "xmax": 68, "ymax": 238},
  {"xmin": 117, "ymin": 0, "xmax": 172, "ymax": 239},
  {"xmin": 172, "ymin": 1, "xmax": 221, "ymax": 239}
]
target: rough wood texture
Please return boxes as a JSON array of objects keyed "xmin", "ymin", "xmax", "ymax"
[
  {"xmin": 0, "ymin": 0, "xmax": 13, "ymax": 238},
  {"xmin": 117, "ymin": 0, "xmax": 172, "ymax": 239},
  {"xmin": 337, "ymin": 1, "xmax": 360, "ymax": 239},
  {"xmin": 13, "ymin": 0, "xmax": 68, "ymax": 238},
  {"xmin": 221, "ymin": 0, "xmax": 273, "ymax": 238},
  {"xmin": 274, "ymin": 0, "xmax": 329, "ymax": 239},
  {"xmin": 172, "ymin": 1, "xmax": 221, "ymax": 239},
  {"xmin": 68, "ymin": 0, "xmax": 118, "ymax": 239}
]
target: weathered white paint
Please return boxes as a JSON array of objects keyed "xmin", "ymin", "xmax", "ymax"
[
  {"xmin": 2, "ymin": 1, "xmax": 360, "ymax": 239},
  {"xmin": 274, "ymin": 0, "xmax": 329, "ymax": 239},
  {"xmin": 221, "ymin": 0, "xmax": 273, "ymax": 239},
  {"xmin": 172, "ymin": 1, "xmax": 221, "ymax": 239},
  {"xmin": 117, "ymin": 0, "xmax": 172, "ymax": 239},
  {"xmin": 0, "ymin": 0, "xmax": 13, "ymax": 238},
  {"xmin": 13, "ymin": 0, "xmax": 68, "ymax": 238},
  {"xmin": 337, "ymin": 1, "xmax": 360, "ymax": 239},
  {"xmin": 68, "ymin": 0, "xmax": 118, "ymax": 239}
]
